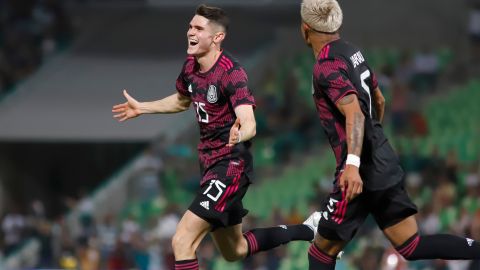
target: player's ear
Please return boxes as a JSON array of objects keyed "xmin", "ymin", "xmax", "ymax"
[
  {"xmin": 213, "ymin": 31, "xmax": 226, "ymax": 44},
  {"xmin": 301, "ymin": 22, "xmax": 310, "ymax": 31},
  {"xmin": 300, "ymin": 22, "xmax": 310, "ymax": 43}
]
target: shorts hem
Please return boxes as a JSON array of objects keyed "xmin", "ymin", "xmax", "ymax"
[{"xmin": 377, "ymin": 209, "xmax": 418, "ymax": 230}]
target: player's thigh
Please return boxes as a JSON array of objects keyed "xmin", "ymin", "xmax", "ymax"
[
  {"xmin": 316, "ymin": 184, "xmax": 369, "ymax": 244},
  {"xmin": 370, "ymin": 182, "xmax": 419, "ymax": 246},
  {"xmin": 382, "ymin": 215, "xmax": 418, "ymax": 247},
  {"xmin": 173, "ymin": 210, "xmax": 211, "ymax": 251},
  {"xmin": 210, "ymin": 223, "xmax": 248, "ymax": 260},
  {"xmin": 190, "ymin": 160, "xmax": 250, "ymax": 231}
]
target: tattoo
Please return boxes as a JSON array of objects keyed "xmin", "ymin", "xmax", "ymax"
[
  {"xmin": 339, "ymin": 95, "xmax": 355, "ymax": 105},
  {"xmin": 348, "ymin": 112, "xmax": 365, "ymax": 156}
]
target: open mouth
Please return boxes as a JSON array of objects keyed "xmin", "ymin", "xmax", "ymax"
[{"xmin": 189, "ymin": 40, "xmax": 199, "ymax": 46}]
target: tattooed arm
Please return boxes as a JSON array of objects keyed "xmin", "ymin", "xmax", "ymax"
[
  {"xmin": 336, "ymin": 94, "xmax": 365, "ymax": 201},
  {"xmin": 337, "ymin": 94, "xmax": 365, "ymax": 156}
]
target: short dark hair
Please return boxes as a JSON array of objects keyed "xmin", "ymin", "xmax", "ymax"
[{"xmin": 195, "ymin": 4, "xmax": 229, "ymax": 32}]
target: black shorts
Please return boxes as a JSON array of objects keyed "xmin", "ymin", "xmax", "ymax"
[
  {"xmin": 188, "ymin": 159, "xmax": 250, "ymax": 231},
  {"xmin": 316, "ymin": 180, "xmax": 418, "ymax": 241}
]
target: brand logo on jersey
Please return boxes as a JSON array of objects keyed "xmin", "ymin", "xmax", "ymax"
[
  {"xmin": 207, "ymin": 85, "xmax": 218, "ymax": 103},
  {"xmin": 467, "ymin": 238, "xmax": 474, "ymax": 246},
  {"xmin": 200, "ymin": 201, "xmax": 209, "ymax": 210},
  {"xmin": 188, "ymin": 84, "xmax": 193, "ymax": 93},
  {"xmin": 350, "ymin": 51, "xmax": 365, "ymax": 68}
]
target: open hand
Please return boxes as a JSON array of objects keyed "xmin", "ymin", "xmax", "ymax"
[
  {"xmin": 112, "ymin": 90, "xmax": 141, "ymax": 122},
  {"xmin": 226, "ymin": 118, "xmax": 242, "ymax": 147}
]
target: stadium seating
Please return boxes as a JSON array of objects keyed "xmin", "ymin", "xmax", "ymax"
[{"xmin": 391, "ymin": 79, "xmax": 480, "ymax": 163}]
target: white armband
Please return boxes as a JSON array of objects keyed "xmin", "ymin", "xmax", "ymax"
[{"xmin": 346, "ymin": 154, "xmax": 361, "ymax": 168}]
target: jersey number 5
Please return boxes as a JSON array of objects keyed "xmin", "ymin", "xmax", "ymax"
[
  {"xmin": 194, "ymin": 101, "xmax": 209, "ymax": 123},
  {"xmin": 360, "ymin": 70, "xmax": 372, "ymax": 118}
]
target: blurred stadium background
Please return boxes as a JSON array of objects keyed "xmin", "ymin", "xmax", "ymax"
[{"xmin": 0, "ymin": 0, "xmax": 479, "ymax": 269}]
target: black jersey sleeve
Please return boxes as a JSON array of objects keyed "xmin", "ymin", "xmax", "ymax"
[
  {"xmin": 315, "ymin": 58, "xmax": 358, "ymax": 104},
  {"xmin": 222, "ymin": 67, "xmax": 256, "ymax": 109}
]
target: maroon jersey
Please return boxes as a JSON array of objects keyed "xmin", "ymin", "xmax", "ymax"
[
  {"xmin": 176, "ymin": 51, "xmax": 255, "ymax": 183},
  {"xmin": 312, "ymin": 39, "xmax": 403, "ymax": 190}
]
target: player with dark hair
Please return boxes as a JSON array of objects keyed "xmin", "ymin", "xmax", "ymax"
[
  {"xmin": 113, "ymin": 4, "xmax": 319, "ymax": 270},
  {"xmin": 299, "ymin": 0, "xmax": 480, "ymax": 269}
]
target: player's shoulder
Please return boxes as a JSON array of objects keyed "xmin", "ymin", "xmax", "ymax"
[
  {"xmin": 218, "ymin": 51, "xmax": 244, "ymax": 74},
  {"xmin": 318, "ymin": 39, "xmax": 367, "ymax": 69},
  {"xmin": 335, "ymin": 40, "xmax": 369, "ymax": 70},
  {"xmin": 315, "ymin": 40, "xmax": 348, "ymax": 70}
]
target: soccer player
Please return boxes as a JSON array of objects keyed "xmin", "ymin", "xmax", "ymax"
[
  {"xmin": 112, "ymin": 5, "xmax": 319, "ymax": 269},
  {"xmin": 299, "ymin": 0, "xmax": 480, "ymax": 269}
]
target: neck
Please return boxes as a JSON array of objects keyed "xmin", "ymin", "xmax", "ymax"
[
  {"xmin": 311, "ymin": 33, "xmax": 340, "ymax": 58},
  {"xmin": 196, "ymin": 48, "xmax": 222, "ymax": 73}
]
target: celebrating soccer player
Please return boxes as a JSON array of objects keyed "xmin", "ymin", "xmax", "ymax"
[{"xmin": 113, "ymin": 4, "xmax": 319, "ymax": 269}]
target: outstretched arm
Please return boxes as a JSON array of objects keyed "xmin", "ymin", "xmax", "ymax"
[
  {"xmin": 336, "ymin": 94, "xmax": 365, "ymax": 201},
  {"xmin": 112, "ymin": 90, "xmax": 191, "ymax": 122},
  {"xmin": 372, "ymin": 87, "xmax": 385, "ymax": 123},
  {"xmin": 226, "ymin": 105, "xmax": 256, "ymax": 147}
]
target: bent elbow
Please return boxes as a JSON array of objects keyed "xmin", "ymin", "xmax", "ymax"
[
  {"xmin": 376, "ymin": 95, "xmax": 386, "ymax": 107},
  {"xmin": 378, "ymin": 98, "xmax": 386, "ymax": 107}
]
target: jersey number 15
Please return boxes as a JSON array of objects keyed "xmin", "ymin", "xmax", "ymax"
[{"xmin": 194, "ymin": 101, "xmax": 209, "ymax": 123}]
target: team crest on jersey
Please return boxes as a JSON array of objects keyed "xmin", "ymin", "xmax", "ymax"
[{"xmin": 207, "ymin": 84, "xmax": 218, "ymax": 103}]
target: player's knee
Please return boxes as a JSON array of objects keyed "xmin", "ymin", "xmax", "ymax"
[{"xmin": 171, "ymin": 232, "xmax": 195, "ymax": 255}]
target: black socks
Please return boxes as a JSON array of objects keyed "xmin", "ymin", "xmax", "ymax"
[
  {"xmin": 308, "ymin": 243, "xmax": 336, "ymax": 270},
  {"xmin": 174, "ymin": 259, "xmax": 199, "ymax": 270},
  {"xmin": 396, "ymin": 233, "xmax": 480, "ymax": 260},
  {"xmin": 243, "ymin": 224, "xmax": 314, "ymax": 256}
]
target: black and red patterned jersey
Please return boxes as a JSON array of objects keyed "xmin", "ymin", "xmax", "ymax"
[
  {"xmin": 312, "ymin": 39, "xmax": 402, "ymax": 190},
  {"xmin": 176, "ymin": 51, "xmax": 255, "ymax": 183}
]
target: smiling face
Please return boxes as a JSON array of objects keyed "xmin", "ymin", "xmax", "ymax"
[{"xmin": 187, "ymin": 15, "xmax": 224, "ymax": 56}]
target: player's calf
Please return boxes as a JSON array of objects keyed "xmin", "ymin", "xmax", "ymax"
[
  {"xmin": 221, "ymin": 253, "xmax": 244, "ymax": 262},
  {"xmin": 218, "ymin": 244, "xmax": 248, "ymax": 262},
  {"xmin": 308, "ymin": 243, "xmax": 337, "ymax": 270},
  {"xmin": 243, "ymin": 224, "xmax": 314, "ymax": 256},
  {"xmin": 395, "ymin": 233, "xmax": 480, "ymax": 261}
]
